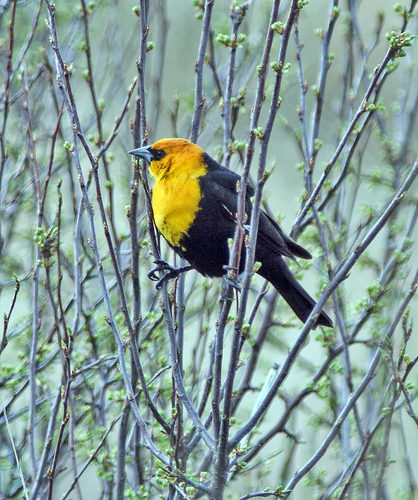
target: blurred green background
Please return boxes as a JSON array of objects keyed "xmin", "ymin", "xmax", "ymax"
[{"xmin": 1, "ymin": 0, "xmax": 417, "ymax": 498}]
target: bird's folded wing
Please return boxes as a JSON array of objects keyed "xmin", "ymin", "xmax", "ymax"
[{"xmin": 200, "ymin": 167, "xmax": 311, "ymax": 261}]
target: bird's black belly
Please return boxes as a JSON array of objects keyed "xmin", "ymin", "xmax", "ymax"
[{"xmin": 176, "ymin": 200, "xmax": 242, "ymax": 278}]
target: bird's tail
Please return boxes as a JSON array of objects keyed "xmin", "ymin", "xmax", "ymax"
[{"xmin": 258, "ymin": 256, "xmax": 333, "ymax": 328}]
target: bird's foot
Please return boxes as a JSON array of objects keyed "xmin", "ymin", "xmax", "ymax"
[
  {"xmin": 222, "ymin": 266, "xmax": 242, "ymax": 290},
  {"xmin": 221, "ymin": 266, "xmax": 241, "ymax": 300},
  {"xmin": 148, "ymin": 259, "xmax": 193, "ymax": 289}
]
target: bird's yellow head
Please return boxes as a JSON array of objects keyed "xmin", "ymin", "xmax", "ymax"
[{"xmin": 129, "ymin": 138, "xmax": 206, "ymax": 181}]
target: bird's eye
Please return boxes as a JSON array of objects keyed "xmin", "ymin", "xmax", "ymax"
[{"xmin": 153, "ymin": 149, "xmax": 166, "ymax": 161}]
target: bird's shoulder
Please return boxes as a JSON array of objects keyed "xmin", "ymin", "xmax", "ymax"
[
  {"xmin": 201, "ymin": 153, "xmax": 257, "ymax": 200},
  {"xmin": 201, "ymin": 153, "xmax": 243, "ymax": 190},
  {"xmin": 197, "ymin": 153, "xmax": 252, "ymax": 224}
]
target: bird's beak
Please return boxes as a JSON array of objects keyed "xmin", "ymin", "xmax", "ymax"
[{"xmin": 128, "ymin": 145, "xmax": 153, "ymax": 163}]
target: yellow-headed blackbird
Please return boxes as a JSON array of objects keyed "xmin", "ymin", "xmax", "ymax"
[{"xmin": 129, "ymin": 138, "xmax": 333, "ymax": 328}]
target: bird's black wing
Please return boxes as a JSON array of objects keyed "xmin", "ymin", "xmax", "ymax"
[
  {"xmin": 258, "ymin": 211, "xmax": 312, "ymax": 260},
  {"xmin": 199, "ymin": 154, "xmax": 333, "ymax": 327},
  {"xmin": 202, "ymin": 154, "xmax": 311, "ymax": 261}
]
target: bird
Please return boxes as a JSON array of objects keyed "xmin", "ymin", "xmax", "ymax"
[{"xmin": 129, "ymin": 138, "xmax": 333, "ymax": 328}]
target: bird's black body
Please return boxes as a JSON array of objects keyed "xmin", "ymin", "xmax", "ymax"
[{"xmin": 172, "ymin": 154, "xmax": 333, "ymax": 328}]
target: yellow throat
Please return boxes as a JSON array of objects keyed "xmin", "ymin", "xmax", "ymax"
[{"xmin": 149, "ymin": 139, "xmax": 207, "ymax": 248}]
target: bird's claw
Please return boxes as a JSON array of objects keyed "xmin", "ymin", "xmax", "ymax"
[
  {"xmin": 148, "ymin": 260, "xmax": 173, "ymax": 282},
  {"xmin": 148, "ymin": 260, "xmax": 193, "ymax": 289},
  {"xmin": 222, "ymin": 265, "xmax": 242, "ymax": 292},
  {"xmin": 221, "ymin": 266, "xmax": 241, "ymax": 300}
]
